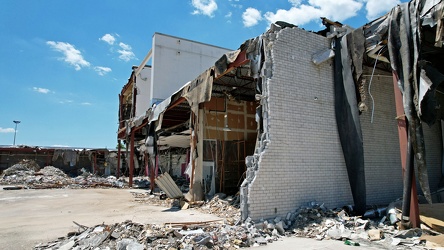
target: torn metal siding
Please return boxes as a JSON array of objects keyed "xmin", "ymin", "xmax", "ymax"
[
  {"xmin": 155, "ymin": 172, "xmax": 184, "ymax": 199},
  {"xmin": 360, "ymin": 0, "xmax": 444, "ymax": 204},
  {"xmin": 182, "ymin": 68, "xmax": 214, "ymax": 115},
  {"xmin": 334, "ymin": 35, "xmax": 367, "ymax": 215}
]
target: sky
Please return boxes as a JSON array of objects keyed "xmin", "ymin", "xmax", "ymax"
[{"xmin": 0, "ymin": 0, "xmax": 408, "ymax": 149}]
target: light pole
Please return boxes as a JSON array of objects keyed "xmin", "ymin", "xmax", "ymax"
[{"xmin": 13, "ymin": 120, "xmax": 21, "ymax": 146}]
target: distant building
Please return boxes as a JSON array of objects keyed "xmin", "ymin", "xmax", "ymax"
[{"xmin": 0, "ymin": 145, "xmax": 120, "ymax": 176}]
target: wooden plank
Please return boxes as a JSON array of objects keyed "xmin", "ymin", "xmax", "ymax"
[{"xmin": 419, "ymin": 203, "xmax": 444, "ymax": 233}]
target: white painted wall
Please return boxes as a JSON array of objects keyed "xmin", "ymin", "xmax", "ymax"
[
  {"xmin": 135, "ymin": 66, "xmax": 152, "ymax": 118},
  {"xmin": 150, "ymin": 33, "xmax": 231, "ymax": 104}
]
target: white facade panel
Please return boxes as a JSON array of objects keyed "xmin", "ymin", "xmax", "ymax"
[
  {"xmin": 135, "ymin": 66, "xmax": 152, "ymax": 118},
  {"xmin": 151, "ymin": 33, "xmax": 231, "ymax": 104}
]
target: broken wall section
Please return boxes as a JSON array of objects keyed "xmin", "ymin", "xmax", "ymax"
[{"xmin": 243, "ymin": 26, "xmax": 354, "ymax": 221}]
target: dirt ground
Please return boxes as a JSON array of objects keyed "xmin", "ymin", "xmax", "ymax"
[{"xmin": 0, "ymin": 186, "xmax": 221, "ymax": 250}]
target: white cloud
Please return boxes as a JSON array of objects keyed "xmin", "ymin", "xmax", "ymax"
[
  {"xmin": 59, "ymin": 100, "xmax": 73, "ymax": 104},
  {"xmin": 365, "ymin": 0, "xmax": 400, "ymax": 20},
  {"xmin": 52, "ymin": 144, "xmax": 70, "ymax": 147},
  {"xmin": 33, "ymin": 87, "xmax": 51, "ymax": 94},
  {"xmin": 94, "ymin": 66, "xmax": 112, "ymax": 76},
  {"xmin": 81, "ymin": 102, "xmax": 92, "ymax": 106},
  {"xmin": 264, "ymin": 0, "xmax": 363, "ymax": 26},
  {"xmin": 99, "ymin": 34, "xmax": 116, "ymax": 45},
  {"xmin": 228, "ymin": 0, "xmax": 242, "ymax": 6},
  {"xmin": 117, "ymin": 42, "xmax": 136, "ymax": 62},
  {"xmin": 46, "ymin": 41, "xmax": 90, "ymax": 70},
  {"xmin": 191, "ymin": 0, "xmax": 218, "ymax": 17},
  {"xmin": 288, "ymin": 0, "xmax": 302, "ymax": 6},
  {"xmin": 119, "ymin": 42, "xmax": 131, "ymax": 51},
  {"xmin": 225, "ymin": 12, "xmax": 232, "ymax": 18},
  {"xmin": 0, "ymin": 127, "xmax": 15, "ymax": 133},
  {"xmin": 243, "ymin": 8, "xmax": 263, "ymax": 27}
]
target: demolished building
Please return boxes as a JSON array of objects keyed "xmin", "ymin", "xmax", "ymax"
[
  {"xmin": 118, "ymin": 0, "xmax": 444, "ymax": 222},
  {"xmin": 0, "ymin": 145, "xmax": 121, "ymax": 176},
  {"xmin": 117, "ymin": 33, "xmax": 231, "ymax": 186}
]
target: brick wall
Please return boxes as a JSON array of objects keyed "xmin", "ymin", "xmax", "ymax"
[
  {"xmin": 359, "ymin": 73, "xmax": 403, "ymax": 204},
  {"xmin": 246, "ymin": 27, "xmax": 442, "ymax": 220},
  {"xmin": 247, "ymin": 27, "xmax": 353, "ymax": 220}
]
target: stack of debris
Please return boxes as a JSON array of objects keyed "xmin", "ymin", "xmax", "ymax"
[
  {"xmin": 128, "ymin": 194, "xmax": 443, "ymax": 249},
  {"xmin": 34, "ymin": 217, "xmax": 283, "ymax": 249},
  {"xmin": 71, "ymin": 170, "xmax": 126, "ymax": 188},
  {"xmin": 2, "ymin": 159, "xmax": 40, "ymax": 175},
  {"xmin": 34, "ymin": 201, "xmax": 444, "ymax": 249},
  {"xmin": 1, "ymin": 163, "xmax": 72, "ymax": 189},
  {"xmin": 132, "ymin": 192, "xmax": 176, "ymax": 207},
  {"xmin": 0, "ymin": 162, "xmax": 127, "ymax": 189},
  {"xmin": 196, "ymin": 193, "xmax": 241, "ymax": 225}
]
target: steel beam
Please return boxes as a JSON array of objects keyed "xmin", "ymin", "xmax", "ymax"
[
  {"xmin": 393, "ymin": 72, "xmax": 420, "ymax": 228},
  {"xmin": 129, "ymin": 128, "xmax": 135, "ymax": 187}
]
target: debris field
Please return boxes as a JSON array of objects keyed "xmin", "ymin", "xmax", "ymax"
[{"xmin": 1, "ymin": 161, "xmax": 443, "ymax": 249}]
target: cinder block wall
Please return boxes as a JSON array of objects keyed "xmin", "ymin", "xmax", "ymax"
[
  {"xmin": 247, "ymin": 27, "xmax": 353, "ymax": 220},
  {"xmin": 359, "ymin": 73, "xmax": 404, "ymax": 204},
  {"xmin": 423, "ymin": 123, "xmax": 443, "ymax": 192}
]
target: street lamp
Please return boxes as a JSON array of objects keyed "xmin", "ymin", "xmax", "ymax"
[{"xmin": 13, "ymin": 120, "xmax": 21, "ymax": 146}]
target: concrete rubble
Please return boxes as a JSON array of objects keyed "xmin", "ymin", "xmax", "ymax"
[
  {"xmin": 9, "ymin": 163, "xmax": 440, "ymax": 249},
  {"xmin": 195, "ymin": 193, "xmax": 241, "ymax": 226},
  {"xmin": 34, "ymin": 190, "xmax": 441, "ymax": 249},
  {"xmin": 0, "ymin": 160, "xmax": 126, "ymax": 189}
]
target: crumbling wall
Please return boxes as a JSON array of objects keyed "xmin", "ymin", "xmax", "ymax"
[{"xmin": 243, "ymin": 27, "xmax": 353, "ymax": 221}]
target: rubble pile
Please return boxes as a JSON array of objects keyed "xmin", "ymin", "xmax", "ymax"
[
  {"xmin": 195, "ymin": 193, "xmax": 241, "ymax": 225},
  {"xmin": 0, "ymin": 163, "xmax": 127, "ymax": 189},
  {"xmin": 1, "ymin": 165, "xmax": 72, "ymax": 188},
  {"xmin": 131, "ymin": 192, "xmax": 242, "ymax": 224},
  {"xmin": 281, "ymin": 202, "xmax": 439, "ymax": 249},
  {"xmin": 71, "ymin": 170, "xmax": 126, "ymax": 188},
  {"xmin": 34, "ymin": 198, "xmax": 443, "ymax": 249},
  {"xmin": 1, "ymin": 159, "xmax": 39, "ymax": 177},
  {"xmin": 132, "ymin": 192, "xmax": 176, "ymax": 207},
  {"xmin": 34, "ymin": 217, "xmax": 285, "ymax": 249},
  {"xmin": 38, "ymin": 165, "xmax": 67, "ymax": 177},
  {"xmin": 129, "ymin": 194, "xmax": 442, "ymax": 249}
]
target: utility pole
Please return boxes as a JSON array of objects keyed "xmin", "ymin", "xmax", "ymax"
[{"xmin": 13, "ymin": 120, "xmax": 21, "ymax": 145}]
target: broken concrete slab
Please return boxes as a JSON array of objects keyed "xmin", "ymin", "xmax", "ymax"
[{"xmin": 367, "ymin": 229, "xmax": 382, "ymax": 241}]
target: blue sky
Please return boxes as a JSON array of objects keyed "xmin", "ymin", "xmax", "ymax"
[{"xmin": 0, "ymin": 0, "xmax": 407, "ymax": 148}]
